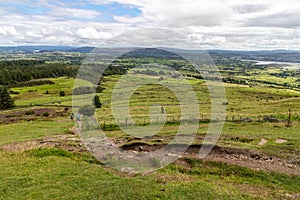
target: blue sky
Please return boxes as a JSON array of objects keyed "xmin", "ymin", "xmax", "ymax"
[
  {"xmin": 0, "ymin": 0, "xmax": 299, "ymax": 49},
  {"xmin": 0, "ymin": 1, "xmax": 141, "ymax": 22}
]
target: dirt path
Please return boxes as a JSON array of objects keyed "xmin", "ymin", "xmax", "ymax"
[
  {"xmin": 122, "ymin": 143, "xmax": 300, "ymax": 176},
  {"xmin": 1, "ymin": 131, "xmax": 299, "ymax": 176}
]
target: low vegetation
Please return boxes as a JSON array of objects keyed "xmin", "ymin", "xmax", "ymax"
[{"xmin": 0, "ymin": 50, "xmax": 299, "ymax": 199}]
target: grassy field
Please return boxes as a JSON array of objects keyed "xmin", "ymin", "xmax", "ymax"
[
  {"xmin": 0, "ymin": 149, "xmax": 299, "ymax": 199},
  {"xmin": 0, "ymin": 119, "xmax": 73, "ymax": 146},
  {"xmin": 1, "ymin": 71, "xmax": 300, "ymax": 199},
  {"xmin": 11, "ymin": 77, "xmax": 75, "ymax": 107},
  {"xmin": 3, "ymin": 75, "xmax": 300, "ymax": 159}
]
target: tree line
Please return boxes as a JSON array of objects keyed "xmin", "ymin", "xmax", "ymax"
[{"xmin": 0, "ymin": 60, "xmax": 79, "ymax": 85}]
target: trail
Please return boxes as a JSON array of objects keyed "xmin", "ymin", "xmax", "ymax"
[
  {"xmin": 123, "ymin": 143, "xmax": 300, "ymax": 176},
  {"xmin": 1, "ymin": 130, "xmax": 299, "ymax": 176}
]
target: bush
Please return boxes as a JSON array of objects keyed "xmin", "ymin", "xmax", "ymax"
[
  {"xmin": 43, "ymin": 112, "xmax": 50, "ymax": 117},
  {"xmin": 25, "ymin": 110, "xmax": 35, "ymax": 115},
  {"xmin": 59, "ymin": 91, "xmax": 65, "ymax": 97},
  {"xmin": 96, "ymin": 85, "xmax": 105, "ymax": 93},
  {"xmin": 9, "ymin": 90, "xmax": 20, "ymax": 94},
  {"xmin": 78, "ymin": 105, "xmax": 95, "ymax": 117}
]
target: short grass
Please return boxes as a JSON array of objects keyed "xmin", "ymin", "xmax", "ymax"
[
  {"xmin": 0, "ymin": 149, "xmax": 299, "ymax": 199},
  {"xmin": 98, "ymin": 74, "xmax": 300, "ymax": 122},
  {"xmin": 0, "ymin": 118, "xmax": 73, "ymax": 146},
  {"xmin": 11, "ymin": 77, "xmax": 75, "ymax": 107},
  {"xmin": 219, "ymin": 122, "xmax": 300, "ymax": 159},
  {"xmin": 1, "ymin": 72, "xmax": 300, "ymax": 199},
  {"xmin": 3, "ymin": 74, "xmax": 300, "ymax": 159}
]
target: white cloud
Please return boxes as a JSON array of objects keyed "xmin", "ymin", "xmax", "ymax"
[
  {"xmin": 0, "ymin": 0, "xmax": 300, "ymax": 49},
  {"xmin": 77, "ymin": 27, "xmax": 112, "ymax": 39},
  {"xmin": 50, "ymin": 7, "xmax": 101, "ymax": 19},
  {"xmin": 0, "ymin": 26, "xmax": 18, "ymax": 36},
  {"xmin": 108, "ymin": 0, "xmax": 233, "ymax": 27}
]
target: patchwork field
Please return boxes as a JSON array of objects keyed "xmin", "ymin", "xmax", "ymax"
[{"xmin": 1, "ymin": 63, "xmax": 300, "ymax": 199}]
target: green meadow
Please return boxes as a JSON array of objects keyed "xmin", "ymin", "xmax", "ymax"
[{"xmin": 1, "ymin": 69, "xmax": 299, "ymax": 199}]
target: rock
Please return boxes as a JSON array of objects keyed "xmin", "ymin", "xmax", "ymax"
[
  {"xmin": 275, "ymin": 139, "xmax": 287, "ymax": 144},
  {"xmin": 258, "ymin": 139, "xmax": 267, "ymax": 146}
]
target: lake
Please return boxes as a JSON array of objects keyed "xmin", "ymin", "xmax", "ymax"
[{"xmin": 241, "ymin": 59, "xmax": 300, "ymax": 69}]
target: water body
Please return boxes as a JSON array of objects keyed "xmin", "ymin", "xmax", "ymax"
[{"xmin": 241, "ymin": 59, "xmax": 300, "ymax": 69}]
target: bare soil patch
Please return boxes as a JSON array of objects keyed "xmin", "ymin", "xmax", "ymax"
[
  {"xmin": 1, "ymin": 130, "xmax": 299, "ymax": 176},
  {"xmin": 122, "ymin": 143, "xmax": 300, "ymax": 176}
]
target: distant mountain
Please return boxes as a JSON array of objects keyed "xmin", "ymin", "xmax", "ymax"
[
  {"xmin": 207, "ymin": 50, "xmax": 300, "ymax": 63},
  {"xmin": 1, "ymin": 46, "xmax": 300, "ymax": 63},
  {"xmin": 0, "ymin": 46, "xmax": 104, "ymax": 54},
  {"xmin": 0, "ymin": 46, "xmax": 75, "ymax": 53},
  {"xmin": 65, "ymin": 47, "xmax": 94, "ymax": 53}
]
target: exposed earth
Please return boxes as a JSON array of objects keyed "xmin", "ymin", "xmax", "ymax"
[{"xmin": 1, "ymin": 128, "xmax": 299, "ymax": 176}]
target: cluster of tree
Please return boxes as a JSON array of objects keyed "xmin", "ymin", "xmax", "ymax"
[
  {"xmin": 103, "ymin": 65, "xmax": 127, "ymax": 76},
  {"xmin": 185, "ymin": 73, "xmax": 203, "ymax": 79},
  {"xmin": 270, "ymin": 70, "xmax": 300, "ymax": 79},
  {"xmin": 0, "ymin": 60, "xmax": 79, "ymax": 85},
  {"xmin": 9, "ymin": 80, "xmax": 55, "ymax": 88},
  {"xmin": 0, "ymin": 59, "xmax": 45, "ymax": 67},
  {"xmin": 222, "ymin": 77, "xmax": 248, "ymax": 85},
  {"xmin": 252, "ymin": 79, "xmax": 292, "ymax": 87}
]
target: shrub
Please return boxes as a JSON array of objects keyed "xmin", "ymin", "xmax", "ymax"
[
  {"xmin": 25, "ymin": 110, "xmax": 35, "ymax": 115},
  {"xmin": 96, "ymin": 85, "xmax": 105, "ymax": 93},
  {"xmin": 43, "ymin": 112, "xmax": 50, "ymax": 117},
  {"xmin": 9, "ymin": 90, "xmax": 20, "ymax": 94},
  {"xmin": 78, "ymin": 105, "xmax": 95, "ymax": 117},
  {"xmin": 59, "ymin": 91, "xmax": 65, "ymax": 97}
]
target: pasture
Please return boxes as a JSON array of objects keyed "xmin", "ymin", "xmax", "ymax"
[{"xmin": 0, "ymin": 70, "xmax": 299, "ymax": 199}]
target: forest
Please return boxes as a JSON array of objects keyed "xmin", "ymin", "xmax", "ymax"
[{"xmin": 0, "ymin": 60, "xmax": 79, "ymax": 85}]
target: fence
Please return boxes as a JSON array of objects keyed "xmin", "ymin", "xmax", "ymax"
[{"xmin": 95, "ymin": 113, "xmax": 300, "ymax": 129}]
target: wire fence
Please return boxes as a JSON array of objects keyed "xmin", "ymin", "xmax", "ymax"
[{"xmin": 92, "ymin": 113, "xmax": 300, "ymax": 130}]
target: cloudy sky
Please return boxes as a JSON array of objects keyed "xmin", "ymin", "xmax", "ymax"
[{"xmin": 0, "ymin": 0, "xmax": 300, "ymax": 50}]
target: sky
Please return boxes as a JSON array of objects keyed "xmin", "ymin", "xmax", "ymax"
[{"xmin": 0, "ymin": 0, "xmax": 300, "ymax": 50}]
